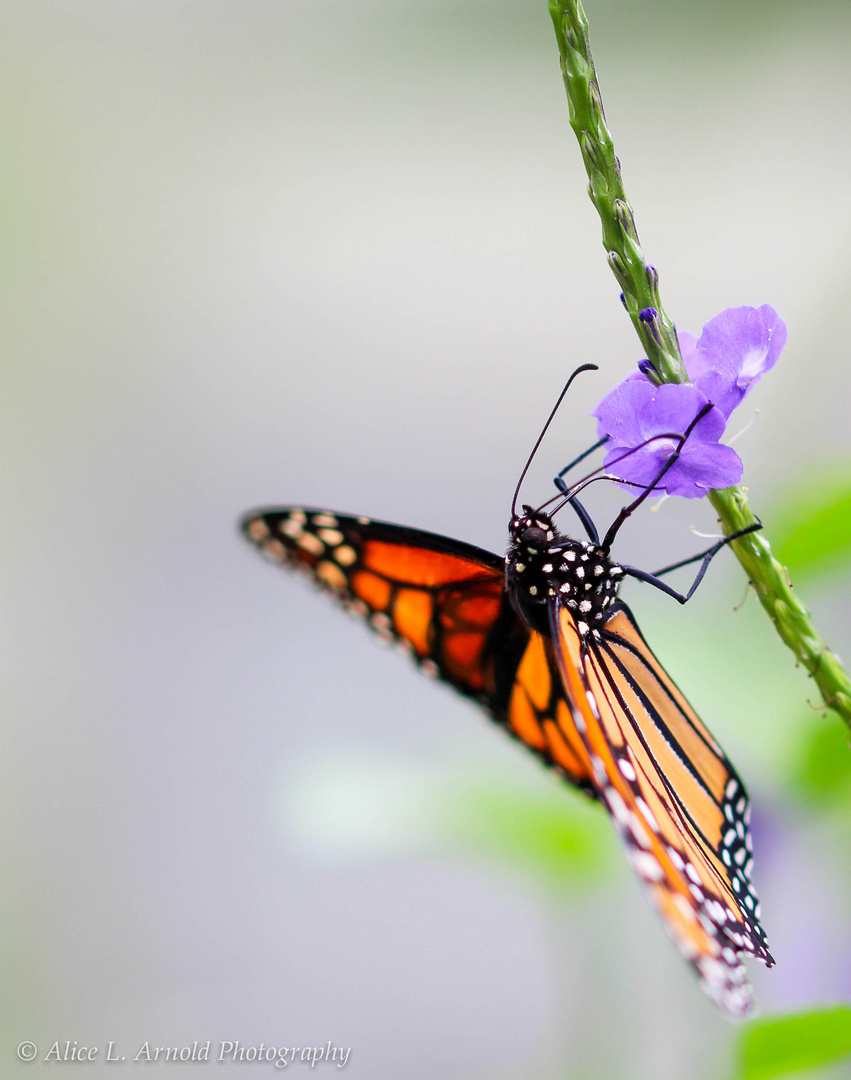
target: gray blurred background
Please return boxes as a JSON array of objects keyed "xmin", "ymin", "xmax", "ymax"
[{"xmin": 3, "ymin": 1, "xmax": 851, "ymax": 1077}]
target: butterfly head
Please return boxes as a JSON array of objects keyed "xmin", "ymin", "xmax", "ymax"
[
  {"xmin": 508, "ymin": 505, "xmax": 558, "ymax": 550},
  {"xmin": 506, "ymin": 506, "xmax": 566, "ymax": 633}
]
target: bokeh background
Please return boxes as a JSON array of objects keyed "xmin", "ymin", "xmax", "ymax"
[{"xmin": 3, "ymin": 1, "xmax": 851, "ymax": 1077}]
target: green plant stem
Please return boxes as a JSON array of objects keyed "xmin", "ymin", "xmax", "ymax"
[
  {"xmin": 549, "ymin": 0, "xmax": 851, "ymax": 727},
  {"xmin": 548, "ymin": 0, "xmax": 684, "ymax": 384},
  {"xmin": 707, "ymin": 488, "xmax": 851, "ymax": 722}
]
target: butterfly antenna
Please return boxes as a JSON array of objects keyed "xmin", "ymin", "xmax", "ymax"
[{"xmin": 511, "ymin": 363, "xmax": 598, "ymax": 518}]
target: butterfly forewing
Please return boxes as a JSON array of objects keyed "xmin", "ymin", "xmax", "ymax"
[{"xmin": 242, "ymin": 507, "xmax": 595, "ymax": 793}]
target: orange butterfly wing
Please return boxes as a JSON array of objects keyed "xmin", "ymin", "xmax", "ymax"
[
  {"xmin": 549, "ymin": 599, "xmax": 773, "ymax": 1016},
  {"xmin": 242, "ymin": 507, "xmax": 595, "ymax": 794}
]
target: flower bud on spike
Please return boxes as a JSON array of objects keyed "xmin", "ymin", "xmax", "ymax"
[
  {"xmin": 638, "ymin": 306, "xmax": 662, "ymax": 344},
  {"xmin": 580, "ymin": 132, "xmax": 601, "ymax": 172},
  {"xmin": 587, "ymin": 82, "xmax": 604, "ymax": 125},
  {"xmin": 607, "ymin": 251, "xmax": 629, "ymax": 290},
  {"xmin": 614, "ymin": 199, "xmax": 637, "ymax": 240}
]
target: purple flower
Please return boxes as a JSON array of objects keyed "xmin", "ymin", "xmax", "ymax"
[
  {"xmin": 594, "ymin": 382, "xmax": 743, "ymax": 499},
  {"xmin": 683, "ymin": 304, "xmax": 787, "ymax": 419},
  {"xmin": 592, "ymin": 304, "xmax": 785, "ymax": 498}
]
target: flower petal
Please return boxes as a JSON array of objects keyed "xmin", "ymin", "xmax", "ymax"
[
  {"xmin": 602, "ymin": 440, "xmax": 671, "ymax": 486},
  {"xmin": 690, "ymin": 370, "xmax": 744, "ymax": 420},
  {"xmin": 688, "ymin": 304, "xmax": 787, "ymax": 417},
  {"xmin": 743, "ymin": 304, "xmax": 786, "ymax": 382},
  {"xmin": 667, "ymin": 441, "xmax": 743, "ymax": 497},
  {"xmin": 677, "ymin": 329, "xmax": 698, "ymax": 369},
  {"xmin": 636, "ymin": 383, "xmax": 722, "ymax": 442},
  {"xmin": 593, "ymin": 379, "xmax": 654, "ymax": 443}
]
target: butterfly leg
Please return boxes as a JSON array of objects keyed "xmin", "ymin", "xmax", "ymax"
[
  {"xmin": 600, "ymin": 404, "xmax": 717, "ymax": 551},
  {"xmin": 619, "ymin": 521, "xmax": 762, "ymax": 604},
  {"xmin": 553, "ymin": 436, "xmax": 609, "ymax": 485},
  {"xmin": 552, "ymin": 478, "xmax": 600, "ymax": 545}
]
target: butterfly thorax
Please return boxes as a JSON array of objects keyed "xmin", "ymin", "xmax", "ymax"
[{"xmin": 505, "ymin": 506, "xmax": 623, "ymax": 638}]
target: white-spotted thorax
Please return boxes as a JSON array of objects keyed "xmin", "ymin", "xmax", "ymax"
[{"xmin": 505, "ymin": 504, "xmax": 624, "ymax": 639}]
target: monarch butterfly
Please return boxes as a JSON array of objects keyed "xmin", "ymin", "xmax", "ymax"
[{"xmin": 241, "ymin": 372, "xmax": 773, "ymax": 1016}]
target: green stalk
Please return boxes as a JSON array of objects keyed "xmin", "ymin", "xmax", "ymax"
[{"xmin": 549, "ymin": 0, "xmax": 851, "ymax": 726}]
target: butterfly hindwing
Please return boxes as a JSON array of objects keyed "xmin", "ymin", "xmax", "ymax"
[
  {"xmin": 242, "ymin": 507, "xmax": 596, "ymax": 793},
  {"xmin": 549, "ymin": 599, "xmax": 773, "ymax": 1016}
]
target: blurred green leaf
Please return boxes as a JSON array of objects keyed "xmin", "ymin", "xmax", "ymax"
[
  {"xmin": 770, "ymin": 468, "xmax": 851, "ymax": 577},
  {"xmin": 789, "ymin": 715, "xmax": 851, "ymax": 805},
  {"xmin": 441, "ymin": 780, "xmax": 614, "ymax": 886},
  {"xmin": 738, "ymin": 1006, "xmax": 851, "ymax": 1080}
]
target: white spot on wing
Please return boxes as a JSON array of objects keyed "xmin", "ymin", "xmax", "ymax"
[
  {"xmin": 628, "ymin": 850, "xmax": 664, "ymax": 881},
  {"xmin": 281, "ymin": 519, "xmax": 304, "ymax": 539},
  {"xmin": 606, "ymin": 788, "xmax": 631, "ymax": 827},
  {"xmin": 297, "ymin": 532, "xmax": 325, "ymax": 556},
  {"xmin": 619, "ymin": 758, "xmax": 636, "ymax": 781},
  {"xmin": 318, "ymin": 528, "xmax": 344, "ymax": 546},
  {"xmin": 636, "ymin": 797, "xmax": 659, "ymax": 832},
  {"xmin": 247, "ymin": 518, "xmax": 270, "ymax": 541},
  {"xmin": 263, "ymin": 540, "xmax": 286, "ymax": 562},
  {"xmin": 590, "ymin": 754, "xmax": 607, "ymax": 786},
  {"xmin": 334, "ymin": 545, "xmax": 357, "ymax": 567}
]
